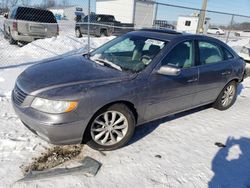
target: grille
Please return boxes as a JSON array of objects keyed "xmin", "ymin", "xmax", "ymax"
[{"xmin": 12, "ymin": 86, "xmax": 28, "ymax": 105}]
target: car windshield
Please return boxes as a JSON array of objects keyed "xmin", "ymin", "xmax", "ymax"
[{"xmin": 89, "ymin": 35, "xmax": 167, "ymax": 72}]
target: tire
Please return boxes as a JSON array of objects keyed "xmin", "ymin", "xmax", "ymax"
[
  {"xmin": 100, "ymin": 29, "xmax": 106, "ymax": 37},
  {"xmin": 216, "ymin": 31, "xmax": 220, "ymax": 35},
  {"xmin": 75, "ymin": 28, "xmax": 82, "ymax": 38},
  {"xmin": 84, "ymin": 103, "xmax": 135, "ymax": 151},
  {"xmin": 213, "ymin": 81, "xmax": 238, "ymax": 111}
]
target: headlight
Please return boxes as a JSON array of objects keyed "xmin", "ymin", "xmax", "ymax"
[{"xmin": 31, "ymin": 97, "xmax": 78, "ymax": 114}]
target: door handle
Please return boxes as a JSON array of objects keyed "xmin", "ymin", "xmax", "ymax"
[
  {"xmin": 221, "ymin": 71, "xmax": 231, "ymax": 75},
  {"xmin": 187, "ymin": 78, "xmax": 198, "ymax": 83}
]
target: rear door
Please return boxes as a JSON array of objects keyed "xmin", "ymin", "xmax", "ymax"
[{"xmin": 193, "ymin": 40, "xmax": 233, "ymax": 105}]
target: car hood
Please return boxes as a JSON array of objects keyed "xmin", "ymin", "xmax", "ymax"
[{"xmin": 16, "ymin": 54, "xmax": 135, "ymax": 94}]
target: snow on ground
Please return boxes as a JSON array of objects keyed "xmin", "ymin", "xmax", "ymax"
[
  {"xmin": 0, "ymin": 77, "xmax": 249, "ymax": 188},
  {"xmin": 0, "ymin": 17, "xmax": 250, "ymax": 187}
]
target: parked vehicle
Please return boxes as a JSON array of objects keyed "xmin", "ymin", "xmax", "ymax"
[
  {"xmin": 75, "ymin": 14, "xmax": 134, "ymax": 37},
  {"xmin": 153, "ymin": 20, "xmax": 175, "ymax": 30},
  {"xmin": 207, "ymin": 27, "xmax": 225, "ymax": 35},
  {"xmin": 3, "ymin": 6, "xmax": 59, "ymax": 44},
  {"xmin": 238, "ymin": 44, "xmax": 250, "ymax": 61},
  {"xmin": 12, "ymin": 29, "xmax": 246, "ymax": 150},
  {"xmin": 234, "ymin": 30, "xmax": 250, "ymax": 37}
]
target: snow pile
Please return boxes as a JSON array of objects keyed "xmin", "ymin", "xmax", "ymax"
[
  {"xmin": 0, "ymin": 78, "xmax": 249, "ymax": 187},
  {"xmin": 227, "ymin": 38, "xmax": 250, "ymax": 53}
]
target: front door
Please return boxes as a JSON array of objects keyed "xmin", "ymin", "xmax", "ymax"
[{"xmin": 144, "ymin": 40, "xmax": 199, "ymax": 120}]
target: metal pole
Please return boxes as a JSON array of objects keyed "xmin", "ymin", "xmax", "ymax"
[
  {"xmin": 153, "ymin": 3, "xmax": 158, "ymax": 28},
  {"xmin": 87, "ymin": 0, "xmax": 90, "ymax": 54},
  {"xmin": 196, "ymin": 0, "xmax": 208, "ymax": 34},
  {"xmin": 226, "ymin": 14, "xmax": 234, "ymax": 43}
]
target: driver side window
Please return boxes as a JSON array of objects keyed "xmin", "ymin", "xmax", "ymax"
[{"xmin": 161, "ymin": 41, "xmax": 194, "ymax": 69}]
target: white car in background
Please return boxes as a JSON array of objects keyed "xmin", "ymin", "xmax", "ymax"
[
  {"xmin": 207, "ymin": 27, "xmax": 225, "ymax": 35},
  {"xmin": 234, "ymin": 30, "xmax": 250, "ymax": 37}
]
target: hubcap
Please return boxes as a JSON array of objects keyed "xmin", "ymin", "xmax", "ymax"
[
  {"xmin": 90, "ymin": 111, "xmax": 128, "ymax": 146},
  {"xmin": 221, "ymin": 85, "xmax": 235, "ymax": 107}
]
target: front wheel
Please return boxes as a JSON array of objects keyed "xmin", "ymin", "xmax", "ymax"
[
  {"xmin": 84, "ymin": 104, "xmax": 135, "ymax": 151},
  {"xmin": 213, "ymin": 81, "xmax": 237, "ymax": 110}
]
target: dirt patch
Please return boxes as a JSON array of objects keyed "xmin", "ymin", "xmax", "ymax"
[{"xmin": 21, "ymin": 145, "xmax": 83, "ymax": 175}]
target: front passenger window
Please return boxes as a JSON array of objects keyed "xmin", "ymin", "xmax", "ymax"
[
  {"xmin": 199, "ymin": 41, "xmax": 224, "ymax": 64},
  {"xmin": 161, "ymin": 41, "xmax": 193, "ymax": 68}
]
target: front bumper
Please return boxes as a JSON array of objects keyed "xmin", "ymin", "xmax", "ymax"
[{"xmin": 12, "ymin": 98, "xmax": 89, "ymax": 145}]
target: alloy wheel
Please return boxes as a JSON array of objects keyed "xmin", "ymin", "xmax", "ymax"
[
  {"xmin": 90, "ymin": 111, "xmax": 128, "ymax": 146},
  {"xmin": 221, "ymin": 84, "xmax": 236, "ymax": 107}
]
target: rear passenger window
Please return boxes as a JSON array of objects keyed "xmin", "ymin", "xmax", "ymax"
[{"xmin": 199, "ymin": 41, "xmax": 224, "ymax": 65}]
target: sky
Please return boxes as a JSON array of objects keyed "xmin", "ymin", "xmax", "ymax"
[
  {"xmin": 156, "ymin": 0, "xmax": 250, "ymax": 25},
  {"xmin": 31, "ymin": 0, "xmax": 250, "ymax": 25}
]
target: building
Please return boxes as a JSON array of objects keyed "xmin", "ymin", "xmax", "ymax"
[
  {"xmin": 177, "ymin": 14, "xmax": 210, "ymax": 34},
  {"xmin": 48, "ymin": 6, "xmax": 86, "ymax": 21},
  {"xmin": 96, "ymin": 0, "xmax": 156, "ymax": 28}
]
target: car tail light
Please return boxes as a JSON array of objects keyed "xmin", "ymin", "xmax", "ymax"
[
  {"xmin": 13, "ymin": 21, "xmax": 18, "ymax": 31},
  {"xmin": 57, "ymin": 25, "xmax": 59, "ymax": 35}
]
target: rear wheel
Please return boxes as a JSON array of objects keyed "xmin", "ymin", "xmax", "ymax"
[
  {"xmin": 213, "ymin": 81, "xmax": 237, "ymax": 110},
  {"xmin": 75, "ymin": 28, "xmax": 82, "ymax": 38},
  {"xmin": 84, "ymin": 104, "xmax": 135, "ymax": 151}
]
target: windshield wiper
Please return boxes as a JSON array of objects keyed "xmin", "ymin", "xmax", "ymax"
[{"xmin": 92, "ymin": 58, "xmax": 122, "ymax": 71}]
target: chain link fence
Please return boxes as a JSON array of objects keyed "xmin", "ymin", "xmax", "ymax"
[{"xmin": 0, "ymin": 0, "xmax": 250, "ymax": 68}]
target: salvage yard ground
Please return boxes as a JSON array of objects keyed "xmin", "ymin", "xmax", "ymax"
[{"xmin": 0, "ymin": 18, "xmax": 250, "ymax": 188}]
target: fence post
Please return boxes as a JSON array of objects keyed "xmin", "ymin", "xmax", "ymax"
[
  {"xmin": 87, "ymin": 0, "xmax": 91, "ymax": 54},
  {"xmin": 226, "ymin": 14, "xmax": 234, "ymax": 43},
  {"xmin": 153, "ymin": 3, "xmax": 158, "ymax": 28}
]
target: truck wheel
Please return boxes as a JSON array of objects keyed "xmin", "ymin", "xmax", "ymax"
[
  {"xmin": 84, "ymin": 103, "xmax": 135, "ymax": 151},
  {"xmin": 100, "ymin": 29, "xmax": 106, "ymax": 37},
  {"xmin": 75, "ymin": 28, "xmax": 82, "ymax": 38}
]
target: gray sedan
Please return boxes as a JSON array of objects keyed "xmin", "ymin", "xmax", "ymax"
[{"xmin": 12, "ymin": 29, "xmax": 246, "ymax": 150}]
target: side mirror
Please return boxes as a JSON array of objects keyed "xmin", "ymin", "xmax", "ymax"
[
  {"xmin": 4, "ymin": 13, "xmax": 8, "ymax": 19},
  {"xmin": 157, "ymin": 65, "xmax": 181, "ymax": 76}
]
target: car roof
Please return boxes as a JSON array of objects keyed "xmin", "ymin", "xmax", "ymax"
[
  {"xmin": 128, "ymin": 29, "xmax": 227, "ymax": 43},
  {"xmin": 128, "ymin": 29, "xmax": 184, "ymax": 41},
  {"xmin": 127, "ymin": 29, "xmax": 237, "ymax": 55}
]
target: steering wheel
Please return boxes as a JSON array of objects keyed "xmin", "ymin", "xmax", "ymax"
[{"xmin": 140, "ymin": 55, "xmax": 152, "ymax": 65}]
